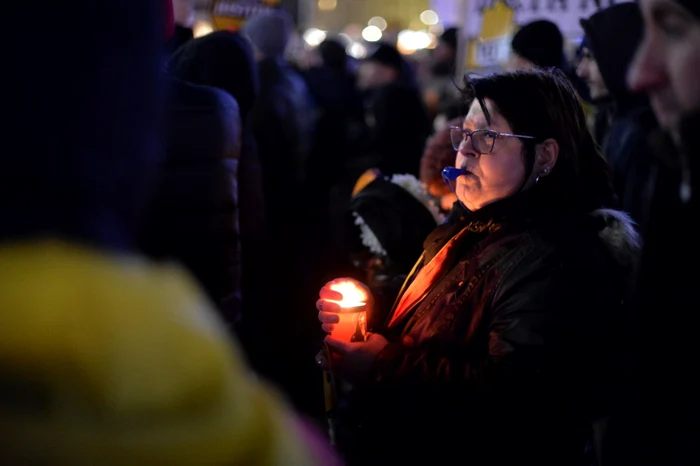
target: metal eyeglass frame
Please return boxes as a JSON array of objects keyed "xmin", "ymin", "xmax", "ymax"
[{"xmin": 449, "ymin": 126, "xmax": 536, "ymax": 154}]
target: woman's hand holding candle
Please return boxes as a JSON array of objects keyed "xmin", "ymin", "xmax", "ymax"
[
  {"xmin": 316, "ymin": 278, "xmax": 387, "ymax": 383},
  {"xmin": 316, "ymin": 278, "xmax": 373, "ymax": 337}
]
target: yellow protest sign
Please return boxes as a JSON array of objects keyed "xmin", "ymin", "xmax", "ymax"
[{"xmin": 466, "ymin": 0, "xmax": 516, "ymax": 70}]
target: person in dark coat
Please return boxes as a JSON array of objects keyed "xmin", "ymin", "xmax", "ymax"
[
  {"xmin": 303, "ymin": 37, "xmax": 364, "ymax": 221},
  {"xmin": 241, "ymin": 11, "xmax": 325, "ymax": 421},
  {"xmin": 352, "ymin": 43, "xmax": 432, "ymax": 178},
  {"xmin": 168, "ymin": 31, "xmax": 268, "ymax": 344},
  {"xmin": 578, "ymin": 2, "xmax": 659, "ymax": 224},
  {"xmin": 140, "ymin": 28, "xmax": 244, "ymax": 330},
  {"xmin": 242, "ymin": 10, "xmax": 317, "ymax": 224}
]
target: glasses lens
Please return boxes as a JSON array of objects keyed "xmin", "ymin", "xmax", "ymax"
[
  {"xmin": 472, "ymin": 130, "xmax": 496, "ymax": 154},
  {"xmin": 449, "ymin": 128, "xmax": 463, "ymax": 151}
]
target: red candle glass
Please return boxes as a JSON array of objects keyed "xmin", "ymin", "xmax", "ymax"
[{"xmin": 326, "ymin": 281, "xmax": 368, "ymax": 342}]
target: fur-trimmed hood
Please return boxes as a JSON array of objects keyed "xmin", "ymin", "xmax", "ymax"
[{"xmin": 591, "ymin": 208, "xmax": 642, "ymax": 277}]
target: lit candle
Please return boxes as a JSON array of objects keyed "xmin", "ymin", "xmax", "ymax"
[{"xmin": 326, "ymin": 280, "xmax": 368, "ymax": 343}]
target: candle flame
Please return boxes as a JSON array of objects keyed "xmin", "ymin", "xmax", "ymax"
[{"xmin": 328, "ymin": 281, "xmax": 367, "ymax": 308}]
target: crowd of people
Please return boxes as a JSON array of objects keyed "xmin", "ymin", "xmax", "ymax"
[{"xmin": 2, "ymin": 0, "xmax": 700, "ymax": 464}]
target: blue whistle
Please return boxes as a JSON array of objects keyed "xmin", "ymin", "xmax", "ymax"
[{"xmin": 441, "ymin": 167, "xmax": 468, "ymax": 181}]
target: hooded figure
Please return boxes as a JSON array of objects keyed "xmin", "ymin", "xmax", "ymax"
[{"xmin": 579, "ymin": 2, "xmax": 659, "ymax": 224}]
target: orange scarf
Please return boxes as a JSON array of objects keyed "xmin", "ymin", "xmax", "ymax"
[{"xmin": 388, "ymin": 226, "xmax": 472, "ymax": 328}]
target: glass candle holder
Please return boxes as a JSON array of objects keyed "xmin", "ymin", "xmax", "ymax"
[
  {"xmin": 331, "ymin": 303, "xmax": 367, "ymax": 342},
  {"xmin": 327, "ymin": 280, "xmax": 369, "ymax": 343}
]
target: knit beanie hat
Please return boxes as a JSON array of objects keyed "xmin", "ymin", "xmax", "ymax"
[
  {"xmin": 510, "ymin": 19, "xmax": 564, "ymax": 69},
  {"xmin": 241, "ymin": 10, "xmax": 292, "ymax": 58}
]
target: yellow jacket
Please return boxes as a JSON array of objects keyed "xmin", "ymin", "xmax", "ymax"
[{"xmin": 0, "ymin": 240, "xmax": 330, "ymax": 465}]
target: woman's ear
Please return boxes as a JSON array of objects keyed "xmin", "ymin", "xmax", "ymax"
[{"xmin": 535, "ymin": 138, "xmax": 559, "ymax": 177}]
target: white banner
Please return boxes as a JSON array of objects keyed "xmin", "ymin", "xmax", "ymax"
[{"xmin": 210, "ymin": 0, "xmax": 282, "ymax": 31}]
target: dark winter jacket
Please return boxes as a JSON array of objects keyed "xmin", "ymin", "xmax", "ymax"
[
  {"xmin": 140, "ymin": 78, "xmax": 242, "ymax": 329},
  {"xmin": 336, "ymin": 190, "xmax": 640, "ymax": 466}
]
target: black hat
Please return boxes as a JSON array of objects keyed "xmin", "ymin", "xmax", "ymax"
[
  {"xmin": 350, "ymin": 176, "xmax": 438, "ymax": 273},
  {"xmin": 367, "ymin": 43, "xmax": 405, "ymax": 72},
  {"xmin": 440, "ymin": 28, "xmax": 458, "ymax": 51},
  {"xmin": 511, "ymin": 19, "xmax": 564, "ymax": 69},
  {"xmin": 580, "ymin": 2, "xmax": 645, "ymax": 100},
  {"xmin": 170, "ymin": 31, "xmax": 259, "ymax": 121}
]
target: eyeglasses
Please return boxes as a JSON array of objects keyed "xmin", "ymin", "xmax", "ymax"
[{"xmin": 449, "ymin": 126, "xmax": 536, "ymax": 154}]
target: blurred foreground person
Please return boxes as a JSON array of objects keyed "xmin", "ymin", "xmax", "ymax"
[
  {"xmin": 0, "ymin": 1, "xmax": 338, "ymax": 464},
  {"xmin": 603, "ymin": 1, "xmax": 700, "ymax": 464}
]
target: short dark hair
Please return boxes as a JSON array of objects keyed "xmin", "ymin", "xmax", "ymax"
[{"xmin": 463, "ymin": 69, "xmax": 614, "ymax": 211}]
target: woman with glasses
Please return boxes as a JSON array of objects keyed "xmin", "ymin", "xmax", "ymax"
[{"xmin": 316, "ymin": 69, "xmax": 641, "ymax": 465}]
